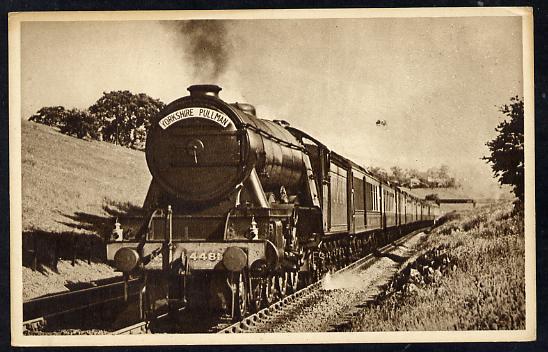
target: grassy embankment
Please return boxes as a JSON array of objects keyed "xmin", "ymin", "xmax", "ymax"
[
  {"xmin": 21, "ymin": 121, "xmax": 151, "ymax": 299},
  {"xmin": 351, "ymin": 201, "xmax": 525, "ymax": 331}
]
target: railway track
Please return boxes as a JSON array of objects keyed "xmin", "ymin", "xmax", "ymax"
[
  {"xmin": 218, "ymin": 227, "xmax": 428, "ymax": 334},
  {"xmin": 23, "ymin": 277, "xmax": 141, "ymax": 333},
  {"xmin": 112, "ymin": 227, "xmax": 429, "ymax": 335}
]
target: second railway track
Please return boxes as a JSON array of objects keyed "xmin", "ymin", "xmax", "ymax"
[{"xmin": 23, "ymin": 277, "xmax": 141, "ymax": 334}]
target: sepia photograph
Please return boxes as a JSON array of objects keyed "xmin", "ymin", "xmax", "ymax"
[{"xmin": 9, "ymin": 7, "xmax": 535, "ymax": 346}]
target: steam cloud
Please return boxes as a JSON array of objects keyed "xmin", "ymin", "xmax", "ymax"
[{"xmin": 177, "ymin": 20, "xmax": 232, "ymax": 82}]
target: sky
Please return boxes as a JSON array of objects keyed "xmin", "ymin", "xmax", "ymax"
[{"xmin": 20, "ymin": 14, "xmax": 524, "ymax": 198}]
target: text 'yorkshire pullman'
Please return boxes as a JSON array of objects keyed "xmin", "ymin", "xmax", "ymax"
[{"xmin": 159, "ymin": 107, "xmax": 231, "ymax": 129}]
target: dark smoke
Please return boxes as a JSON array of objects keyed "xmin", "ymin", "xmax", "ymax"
[{"xmin": 176, "ymin": 20, "xmax": 232, "ymax": 82}]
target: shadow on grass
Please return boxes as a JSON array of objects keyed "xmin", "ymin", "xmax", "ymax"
[
  {"xmin": 58, "ymin": 199, "xmax": 144, "ymax": 239},
  {"xmin": 22, "ymin": 199, "xmax": 144, "ymax": 273}
]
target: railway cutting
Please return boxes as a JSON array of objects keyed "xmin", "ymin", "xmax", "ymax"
[{"xmin": 24, "ymin": 85, "xmax": 443, "ymax": 335}]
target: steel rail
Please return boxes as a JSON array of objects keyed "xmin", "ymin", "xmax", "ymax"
[
  {"xmin": 23, "ymin": 277, "xmax": 141, "ymax": 333},
  {"xmin": 218, "ymin": 227, "xmax": 428, "ymax": 334},
  {"xmin": 112, "ymin": 307, "xmax": 187, "ymax": 335}
]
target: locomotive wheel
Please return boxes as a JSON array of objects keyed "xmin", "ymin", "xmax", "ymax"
[
  {"xmin": 264, "ymin": 275, "xmax": 277, "ymax": 306},
  {"xmin": 139, "ymin": 284, "xmax": 147, "ymax": 320},
  {"xmin": 275, "ymin": 272, "xmax": 289, "ymax": 299},
  {"xmin": 250, "ymin": 277, "xmax": 262, "ymax": 312},
  {"xmin": 250, "ymin": 275, "xmax": 278, "ymax": 311},
  {"xmin": 287, "ymin": 271, "xmax": 299, "ymax": 294},
  {"xmin": 300, "ymin": 271, "xmax": 313, "ymax": 288},
  {"xmin": 313, "ymin": 264, "xmax": 323, "ymax": 283},
  {"xmin": 234, "ymin": 271, "xmax": 249, "ymax": 320},
  {"xmin": 138, "ymin": 272, "xmax": 149, "ymax": 320},
  {"xmin": 309, "ymin": 248, "xmax": 324, "ymax": 283}
]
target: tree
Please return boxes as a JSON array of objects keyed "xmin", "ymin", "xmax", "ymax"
[
  {"xmin": 28, "ymin": 106, "xmax": 68, "ymax": 128},
  {"xmin": 59, "ymin": 109, "xmax": 101, "ymax": 139},
  {"xmin": 483, "ymin": 96, "xmax": 524, "ymax": 202},
  {"xmin": 424, "ymin": 165, "xmax": 458, "ymax": 188},
  {"xmin": 367, "ymin": 165, "xmax": 458, "ymax": 188},
  {"xmin": 367, "ymin": 166, "xmax": 390, "ymax": 183},
  {"xmin": 389, "ymin": 166, "xmax": 405, "ymax": 186},
  {"xmin": 89, "ymin": 91, "xmax": 165, "ymax": 149}
]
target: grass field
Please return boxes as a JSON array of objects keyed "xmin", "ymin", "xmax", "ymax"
[
  {"xmin": 22, "ymin": 120, "xmax": 151, "ymax": 235},
  {"xmin": 350, "ymin": 201, "xmax": 525, "ymax": 331},
  {"xmin": 21, "ymin": 121, "xmax": 152, "ymax": 299}
]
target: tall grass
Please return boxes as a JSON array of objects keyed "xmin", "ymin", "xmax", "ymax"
[{"xmin": 351, "ymin": 202, "xmax": 525, "ymax": 331}]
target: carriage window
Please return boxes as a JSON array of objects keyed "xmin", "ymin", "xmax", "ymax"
[
  {"xmin": 365, "ymin": 182, "xmax": 373, "ymax": 210},
  {"xmin": 365, "ymin": 182, "xmax": 380, "ymax": 211},
  {"xmin": 384, "ymin": 191, "xmax": 394, "ymax": 212},
  {"xmin": 367, "ymin": 183, "xmax": 379, "ymax": 211},
  {"xmin": 353, "ymin": 176, "xmax": 365, "ymax": 211}
]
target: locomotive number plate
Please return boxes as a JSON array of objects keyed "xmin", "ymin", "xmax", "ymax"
[{"xmin": 189, "ymin": 251, "xmax": 223, "ymax": 261}]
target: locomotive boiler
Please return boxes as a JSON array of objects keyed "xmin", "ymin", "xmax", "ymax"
[{"xmin": 106, "ymin": 84, "xmax": 439, "ymax": 322}]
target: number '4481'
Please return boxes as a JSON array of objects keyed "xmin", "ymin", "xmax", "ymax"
[{"xmin": 189, "ymin": 252, "xmax": 222, "ymax": 261}]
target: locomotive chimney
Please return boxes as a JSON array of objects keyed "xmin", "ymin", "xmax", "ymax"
[{"xmin": 187, "ymin": 84, "xmax": 222, "ymax": 98}]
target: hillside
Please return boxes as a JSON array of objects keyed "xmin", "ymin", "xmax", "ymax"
[
  {"xmin": 22, "ymin": 120, "xmax": 151, "ymax": 234},
  {"xmin": 350, "ymin": 201, "xmax": 525, "ymax": 331},
  {"xmin": 21, "ymin": 121, "xmax": 152, "ymax": 299}
]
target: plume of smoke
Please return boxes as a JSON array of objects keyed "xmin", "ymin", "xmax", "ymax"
[{"xmin": 176, "ymin": 20, "xmax": 232, "ymax": 82}]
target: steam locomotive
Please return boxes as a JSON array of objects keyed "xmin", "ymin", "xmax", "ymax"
[{"xmin": 106, "ymin": 85, "xmax": 440, "ymax": 321}]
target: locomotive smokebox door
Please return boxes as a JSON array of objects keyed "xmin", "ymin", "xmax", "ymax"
[{"xmin": 146, "ymin": 114, "xmax": 244, "ymax": 203}]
